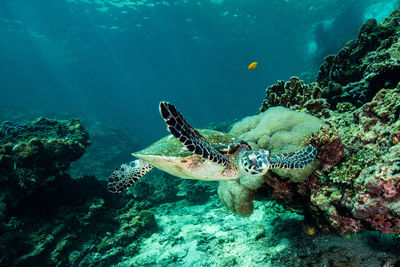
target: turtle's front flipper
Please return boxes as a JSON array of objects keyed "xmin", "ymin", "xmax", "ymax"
[
  {"xmin": 159, "ymin": 101, "xmax": 229, "ymax": 167},
  {"xmin": 270, "ymin": 145, "xmax": 317, "ymax": 169},
  {"xmin": 239, "ymin": 145, "xmax": 317, "ymax": 176},
  {"xmin": 108, "ymin": 159, "xmax": 153, "ymax": 193}
]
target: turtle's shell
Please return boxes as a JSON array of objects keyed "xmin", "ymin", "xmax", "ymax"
[
  {"xmin": 132, "ymin": 129, "xmax": 241, "ymax": 181},
  {"xmin": 135, "ymin": 129, "xmax": 239, "ymax": 157}
]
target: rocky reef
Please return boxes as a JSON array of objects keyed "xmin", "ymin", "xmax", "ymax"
[
  {"xmin": 317, "ymin": 9, "xmax": 400, "ymax": 107},
  {"xmin": 0, "ymin": 118, "xmax": 89, "ymax": 203},
  {"xmin": 0, "ymin": 117, "xmax": 157, "ymax": 266},
  {"xmin": 305, "ymin": 85, "xmax": 400, "ymax": 234},
  {"xmin": 255, "ymin": 7, "xmax": 400, "ymax": 236},
  {"xmin": 0, "ymin": 108, "xmax": 141, "ymax": 180}
]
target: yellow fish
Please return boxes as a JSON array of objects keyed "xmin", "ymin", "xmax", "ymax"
[{"xmin": 248, "ymin": 62, "xmax": 258, "ymax": 70}]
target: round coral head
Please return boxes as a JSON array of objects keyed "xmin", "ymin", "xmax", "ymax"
[{"xmin": 248, "ymin": 62, "xmax": 258, "ymax": 70}]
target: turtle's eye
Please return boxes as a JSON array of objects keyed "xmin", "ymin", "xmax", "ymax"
[{"xmin": 248, "ymin": 154, "xmax": 258, "ymax": 167}]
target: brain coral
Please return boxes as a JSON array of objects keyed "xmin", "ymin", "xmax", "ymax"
[
  {"xmin": 229, "ymin": 107, "xmax": 324, "ymax": 182},
  {"xmin": 218, "ymin": 107, "xmax": 324, "ymax": 217}
]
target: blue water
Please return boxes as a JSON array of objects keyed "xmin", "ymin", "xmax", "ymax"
[{"xmin": 0, "ymin": 0, "xmax": 398, "ymax": 144}]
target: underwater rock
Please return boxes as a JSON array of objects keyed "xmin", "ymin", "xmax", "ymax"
[
  {"xmin": 0, "ymin": 118, "xmax": 89, "ymax": 198},
  {"xmin": 317, "ymin": 7, "xmax": 400, "ymax": 107},
  {"xmin": 0, "ymin": 172, "xmax": 158, "ymax": 266},
  {"xmin": 262, "ymin": 83, "xmax": 400, "ymax": 235},
  {"xmin": 0, "ymin": 108, "xmax": 141, "ymax": 180}
]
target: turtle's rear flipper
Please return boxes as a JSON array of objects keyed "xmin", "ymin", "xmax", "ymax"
[
  {"xmin": 159, "ymin": 101, "xmax": 229, "ymax": 167},
  {"xmin": 270, "ymin": 145, "xmax": 317, "ymax": 169},
  {"xmin": 108, "ymin": 159, "xmax": 153, "ymax": 193}
]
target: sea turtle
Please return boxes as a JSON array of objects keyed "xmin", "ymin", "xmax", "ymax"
[{"xmin": 108, "ymin": 102, "xmax": 317, "ymax": 193}]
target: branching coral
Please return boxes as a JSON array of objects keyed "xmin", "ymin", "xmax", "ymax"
[{"xmin": 259, "ymin": 77, "xmax": 323, "ymax": 113}]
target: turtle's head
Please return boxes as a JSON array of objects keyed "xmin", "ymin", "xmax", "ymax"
[{"xmin": 237, "ymin": 149, "xmax": 271, "ymax": 176}]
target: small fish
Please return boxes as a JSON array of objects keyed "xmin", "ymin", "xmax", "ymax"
[{"xmin": 248, "ymin": 62, "xmax": 258, "ymax": 70}]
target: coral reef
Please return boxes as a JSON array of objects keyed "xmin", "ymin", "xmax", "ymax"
[
  {"xmin": 0, "ymin": 175, "xmax": 158, "ymax": 266},
  {"xmin": 308, "ymin": 127, "xmax": 345, "ymax": 170},
  {"xmin": 251, "ymin": 7, "xmax": 400, "ymax": 236},
  {"xmin": 0, "ymin": 118, "xmax": 89, "ymax": 196},
  {"xmin": 258, "ymin": 77, "xmax": 323, "ymax": 113},
  {"xmin": 317, "ymin": 9, "xmax": 400, "ymax": 107},
  {"xmin": 0, "ymin": 108, "xmax": 141, "ymax": 180},
  {"xmin": 263, "ymin": 84, "xmax": 400, "ymax": 235},
  {"xmin": 0, "ymin": 117, "xmax": 158, "ymax": 266}
]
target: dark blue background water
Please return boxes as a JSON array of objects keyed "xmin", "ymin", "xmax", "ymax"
[{"xmin": 0, "ymin": 0, "xmax": 398, "ymax": 144}]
